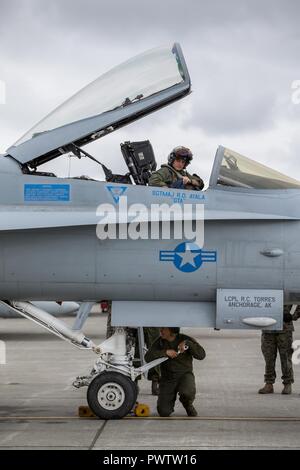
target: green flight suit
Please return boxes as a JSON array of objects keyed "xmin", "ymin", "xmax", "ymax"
[
  {"xmin": 148, "ymin": 164, "xmax": 204, "ymax": 191},
  {"xmin": 145, "ymin": 333, "xmax": 206, "ymax": 417},
  {"xmin": 261, "ymin": 305, "xmax": 299, "ymax": 385}
]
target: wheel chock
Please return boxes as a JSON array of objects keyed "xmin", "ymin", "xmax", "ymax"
[
  {"xmin": 134, "ymin": 403, "xmax": 150, "ymax": 417},
  {"xmin": 78, "ymin": 405, "xmax": 96, "ymax": 418}
]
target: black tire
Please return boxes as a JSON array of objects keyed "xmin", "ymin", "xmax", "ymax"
[{"xmin": 87, "ymin": 371, "xmax": 138, "ymax": 420}]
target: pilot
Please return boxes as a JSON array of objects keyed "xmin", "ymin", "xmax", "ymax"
[
  {"xmin": 145, "ymin": 327, "xmax": 206, "ymax": 417},
  {"xmin": 258, "ymin": 305, "xmax": 300, "ymax": 395},
  {"xmin": 148, "ymin": 146, "xmax": 204, "ymax": 191}
]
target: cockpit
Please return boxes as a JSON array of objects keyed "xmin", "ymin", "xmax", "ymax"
[
  {"xmin": 210, "ymin": 147, "xmax": 300, "ymax": 190},
  {"xmin": 4, "ymin": 41, "xmax": 300, "ymax": 192}
]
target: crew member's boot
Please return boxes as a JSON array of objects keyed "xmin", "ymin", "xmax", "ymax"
[
  {"xmin": 184, "ymin": 404, "xmax": 198, "ymax": 417},
  {"xmin": 282, "ymin": 384, "xmax": 292, "ymax": 395},
  {"xmin": 258, "ymin": 383, "xmax": 274, "ymax": 394},
  {"xmin": 151, "ymin": 379, "xmax": 159, "ymax": 396}
]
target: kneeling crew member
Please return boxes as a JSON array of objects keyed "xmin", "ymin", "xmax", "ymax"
[{"xmin": 145, "ymin": 327, "xmax": 206, "ymax": 417}]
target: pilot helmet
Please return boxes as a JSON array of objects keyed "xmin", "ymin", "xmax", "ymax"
[{"xmin": 168, "ymin": 146, "xmax": 193, "ymax": 167}]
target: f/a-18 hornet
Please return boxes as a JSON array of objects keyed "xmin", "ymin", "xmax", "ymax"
[{"xmin": 1, "ymin": 43, "xmax": 300, "ymax": 418}]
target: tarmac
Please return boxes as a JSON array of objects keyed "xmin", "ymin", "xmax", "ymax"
[{"xmin": 0, "ymin": 315, "xmax": 300, "ymax": 450}]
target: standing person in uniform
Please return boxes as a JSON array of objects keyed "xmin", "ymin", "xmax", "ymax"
[
  {"xmin": 148, "ymin": 146, "xmax": 204, "ymax": 191},
  {"xmin": 258, "ymin": 305, "xmax": 300, "ymax": 395},
  {"xmin": 145, "ymin": 327, "xmax": 206, "ymax": 417}
]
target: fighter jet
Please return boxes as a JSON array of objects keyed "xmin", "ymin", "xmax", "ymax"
[{"xmin": 1, "ymin": 43, "xmax": 300, "ymax": 418}]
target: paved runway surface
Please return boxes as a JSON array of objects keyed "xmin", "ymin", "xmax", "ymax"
[{"xmin": 0, "ymin": 315, "xmax": 300, "ymax": 449}]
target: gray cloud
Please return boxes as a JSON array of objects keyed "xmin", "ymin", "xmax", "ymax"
[
  {"xmin": 181, "ymin": 53, "xmax": 279, "ymax": 134},
  {"xmin": 2, "ymin": 0, "xmax": 300, "ymax": 37}
]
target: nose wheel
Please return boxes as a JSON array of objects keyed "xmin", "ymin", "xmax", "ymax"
[{"xmin": 87, "ymin": 371, "xmax": 138, "ymax": 419}]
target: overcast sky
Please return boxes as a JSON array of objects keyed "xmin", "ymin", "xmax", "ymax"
[{"xmin": 1, "ymin": 0, "xmax": 300, "ymax": 184}]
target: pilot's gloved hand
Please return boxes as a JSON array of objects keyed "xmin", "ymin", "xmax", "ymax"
[
  {"xmin": 182, "ymin": 176, "xmax": 191, "ymax": 186},
  {"xmin": 191, "ymin": 174, "xmax": 204, "ymax": 190},
  {"xmin": 283, "ymin": 312, "xmax": 293, "ymax": 323}
]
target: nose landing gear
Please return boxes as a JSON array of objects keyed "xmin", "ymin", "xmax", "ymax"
[{"xmin": 74, "ymin": 329, "xmax": 167, "ymax": 420}]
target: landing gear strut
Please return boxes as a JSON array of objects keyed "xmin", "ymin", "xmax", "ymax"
[{"xmin": 0, "ymin": 300, "xmax": 165, "ymax": 420}]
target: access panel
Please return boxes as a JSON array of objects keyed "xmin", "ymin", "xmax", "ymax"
[{"xmin": 216, "ymin": 289, "xmax": 283, "ymax": 330}]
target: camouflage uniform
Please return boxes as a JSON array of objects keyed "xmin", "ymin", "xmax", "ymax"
[
  {"xmin": 145, "ymin": 333, "xmax": 206, "ymax": 417},
  {"xmin": 261, "ymin": 305, "xmax": 299, "ymax": 385},
  {"xmin": 149, "ymin": 164, "xmax": 204, "ymax": 191}
]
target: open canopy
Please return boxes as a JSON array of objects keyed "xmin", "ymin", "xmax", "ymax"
[{"xmin": 6, "ymin": 43, "xmax": 190, "ymax": 169}]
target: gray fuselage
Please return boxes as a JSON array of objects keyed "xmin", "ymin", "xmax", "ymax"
[{"xmin": 0, "ymin": 157, "xmax": 299, "ymax": 304}]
